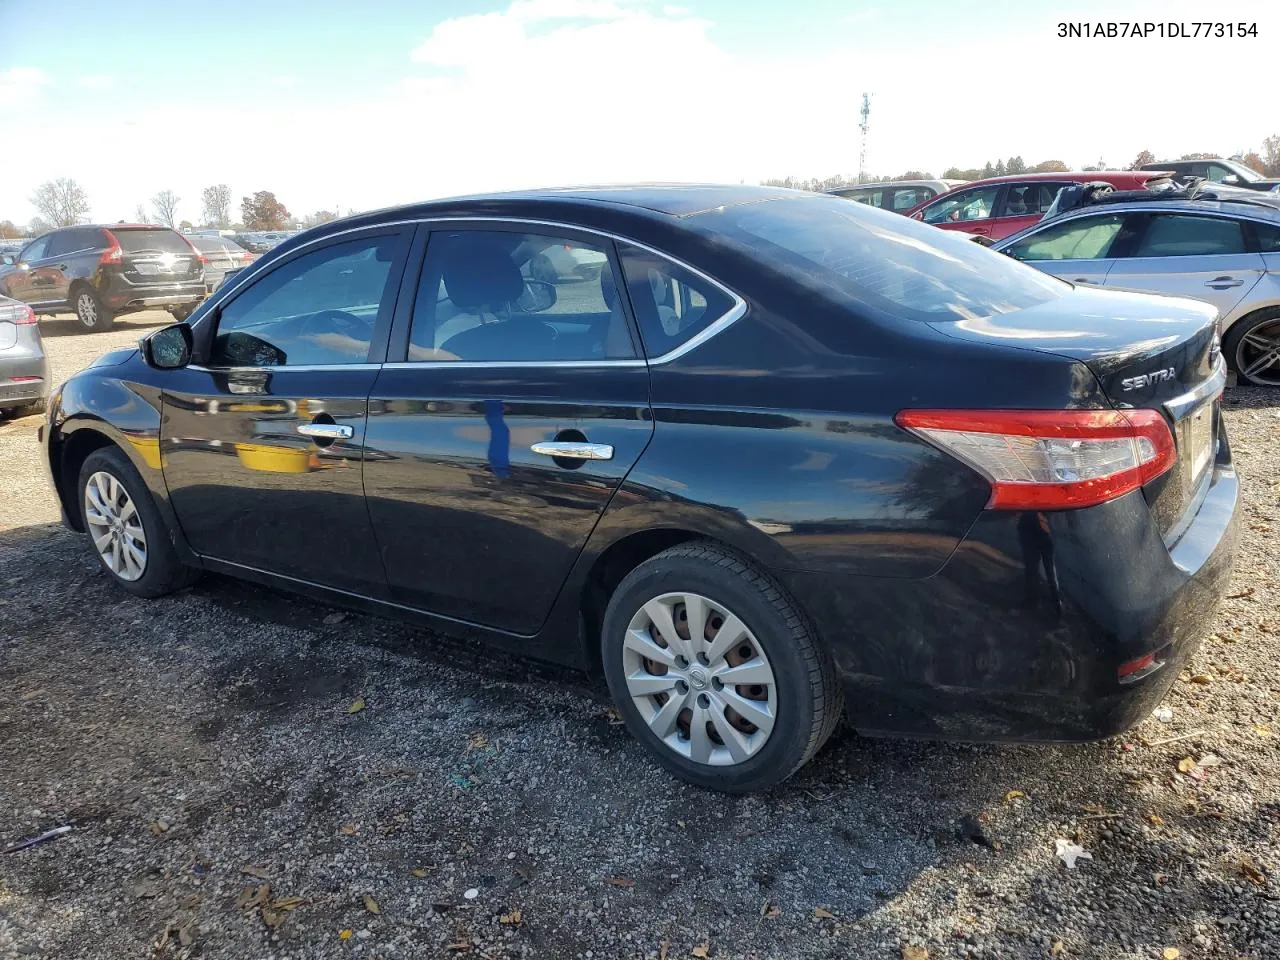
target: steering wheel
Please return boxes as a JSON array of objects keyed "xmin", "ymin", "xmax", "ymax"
[{"xmin": 295, "ymin": 309, "xmax": 373, "ymax": 339}]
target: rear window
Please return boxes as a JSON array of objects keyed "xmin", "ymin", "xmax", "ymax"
[
  {"xmin": 695, "ymin": 194, "xmax": 1066, "ymax": 322},
  {"xmin": 111, "ymin": 228, "xmax": 193, "ymax": 254},
  {"xmin": 186, "ymin": 235, "xmax": 224, "ymax": 252}
]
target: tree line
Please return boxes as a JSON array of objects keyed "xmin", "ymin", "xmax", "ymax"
[
  {"xmin": 0, "ymin": 180, "xmax": 346, "ymax": 240},
  {"xmin": 763, "ymin": 135, "xmax": 1280, "ymax": 192}
]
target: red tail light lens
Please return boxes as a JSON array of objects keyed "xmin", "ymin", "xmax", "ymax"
[
  {"xmin": 16, "ymin": 305, "xmax": 37, "ymax": 325},
  {"xmin": 99, "ymin": 234, "xmax": 123, "ymax": 265},
  {"xmin": 895, "ymin": 408, "xmax": 1177, "ymax": 510},
  {"xmin": 198, "ymin": 255, "xmax": 210, "ymax": 265}
]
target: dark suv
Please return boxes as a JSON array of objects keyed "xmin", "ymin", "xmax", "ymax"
[
  {"xmin": 1140, "ymin": 158, "xmax": 1280, "ymax": 193},
  {"xmin": 0, "ymin": 225, "xmax": 206, "ymax": 331}
]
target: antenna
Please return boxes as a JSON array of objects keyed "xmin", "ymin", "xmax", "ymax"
[{"xmin": 858, "ymin": 92, "xmax": 872, "ymax": 183}]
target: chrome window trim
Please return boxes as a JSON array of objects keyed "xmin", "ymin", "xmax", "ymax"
[
  {"xmin": 195, "ymin": 215, "xmax": 747, "ymax": 370},
  {"xmin": 1164, "ymin": 357, "xmax": 1226, "ymax": 420},
  {"xmin": 187, "ymin": 363, "xmax": 383, "ymax": 374}
]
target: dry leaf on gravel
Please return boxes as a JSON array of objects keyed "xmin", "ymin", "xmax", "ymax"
[
  {"xmin": 1163, "ymin": 949, "xmax": 1181, "ymax": 960},
  {"xmin": 270, "ymin": 896, "xmax": 305, "ymax": 910},
  {"xmin": 1226, "ymin": 588, "xmax": 1255, "ymax": 599},
  {"xmin": 338, "ymin": 929, "xmax": 352, "ymax": 940},
  {"xmin": 237, "ymin": 884, "xmax": 270, "ymax": 909},
  {"xmin": 467, "ymin": 732, "xmax": 489, "ymax": 751},
  {"xmin": 363, "ymin": 893, "xmax": 381, "ymax": 914},
  {"xmin": 241, "ymin": 864, "xmax": 271, "ymax": 878},
  {"xmin": 1177, "ymin": 757, "xmax": 1198, "ymax": 774},
  {"xmin": 340, "ymin": 823, "xmax": 358, "ymax": 836},
  {"xmin": 149, "ymin": 820, "xmax": 169, "ymax": 835},
  {"xmin": 902, "ymin": 946, "xmax": 930, "ymax": 960},
  {"xmin": 814, "ymin": 907, "xmax": 836, "ymax": 919},
  {"xmin": 604, "ymin": 875, "xmax": 635, "ymax": 888},
  {"xmin": 691, "ymin": 944, "xmax": 710, "ymax": 958},
  {"xmin": 1187, "ymin": 674, "xmax": 1213, "ymax": 685},
  {"xmin": 760, "ymin": 901, "xmax": 780, "ymax": 918},
  {"xmin": 1239, "ymin": 858, "xmax": 1267, "ymax": 885},
  {"xmin": 1004, "ymin": 790, "xmax": 1025, "ymax": 802},
  {"xmin": 1255, "ymin": 724, "xmax": 1272, "ymax": 737},
  {"xmin": 347, "ymin": 697, "xmax": 365, "ymax": 714},
  {"xmin": 500, "ymin": 908, "xmax": 522, "ymax": 925},
  {"xmin": 659, "ymin": 941, "xmax": 670, "ymax": 960},
  {"xmin": 411, "ymin": 868, "xmax": 428, "ymax": 878}
]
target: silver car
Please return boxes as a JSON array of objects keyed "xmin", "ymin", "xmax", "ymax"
[
  {"xmin": 0, "ymin": 293, "xmax": 50, "ymax": 416},
  {"xmin": 993, "ymin": 195, "xmax": 1280, "ymax": 386}
]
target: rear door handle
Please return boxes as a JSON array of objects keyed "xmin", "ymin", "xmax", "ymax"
[
  {"xmin": 1205, "ymin": 276, "xmax": 1244, "ymax": 288},
  {"xmin": 530, "ymin": 441, "xmax": 614, "ymax": 461},
  {"xmin": 297, "ymin": 423, "xmax": 354, "ymax": 440}
]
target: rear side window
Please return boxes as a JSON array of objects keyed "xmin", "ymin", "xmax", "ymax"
[
  {"xmin": 47, "ymin": 230, "xmax": 100, "ymax": 257},
  {"xmin": 112, "ymin": 228, "xmax": 195, "ymax": 255},
  {"xmin": 210, "ymin": 234, "xmax": 406, "ymax": 367},
  {"xmin": 1004, "ymin": 213, "xmax": 1126, "ymax": 261},
  {"xmin": 892, "ymin": 187, "xmax": 934, "ymax": 210},
  {"xmin": 1131, "ymin": 214, "xmax": 1246, "ymax": 257},
  {"xmin": 999, "ymin": 183, "xmax": 1068, "ymax": 218},
  {"xmin": 1252, "ymin": 222, "xmax": 1280, "ymax": 252},
  {"xmin": 617, "ymin": 242, "xmax": 735, "ymax": 359},
  {"xmin": 697, "ymin": 194, "xmax": 1065, "ymax": 322},
  {"xmin": 187, "ymin": 235, "xmax": 223, "ymax": 252}
]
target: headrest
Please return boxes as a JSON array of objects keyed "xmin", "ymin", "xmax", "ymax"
[{"xmin": 442, "ymin": 235, "xmax": 523, "ymax": 311}]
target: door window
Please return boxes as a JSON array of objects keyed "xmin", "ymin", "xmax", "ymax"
[
  {"xmin": 920, "ymin": 186, "xmax": 1000, "ymax": 224},
  {"xmin": 406, "ymin": 230, "xmax": 635, "ymax": 362},
  {"xmin": 891, "ymin": 187, "xmax": 934, "ymax": 210},
  {"xmin": 1003, "ymin": 213, "xmax": 1126, "ymax": 261},
  {"xmin": 209, "ymin": 234, "xmax": 406, "ymax": 367},
  {"xmin": 1130, "ymin": 215, "xmax": 1246, "ymax": 257},
  {"xmin": 1252, "ymin": 222, "xmax": 1280, "ymax": 252},
  {"xmin": 44, "ymin": 232, "xmax": 79, "ymax": 258},
  {"xmin": 19, "ymin": 236, "xmax": 50, "ymax": 261},
  {"xmin": 617, "ymin": 242, "xmax": 735, "ymax": 357},
  {"xmin": 998, "ymin": 183, "xmax": 1068, "ymax": 219}
]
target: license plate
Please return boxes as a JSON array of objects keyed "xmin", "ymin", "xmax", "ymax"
[
  {"xmin": 1183, "ymin": 402, "xmax": 1214, "ymax": 485},
  {"xmin": 135, "ymin": 262, "xmax": 164, "ymax": 275}
]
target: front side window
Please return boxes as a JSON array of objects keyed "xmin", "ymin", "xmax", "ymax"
[
  {"xmin": 20, "ymin": 236, "xmax": 50, "ymax": 261},
  {"xmin": 892, "ymin": 187, "xmax": 934, "ymax": 210},
  {"xmin": 1252, "ymin": 221, "xmax": 1280, "ymax": 252},
  {"xmin": 999, "ymin": 183, "xmax": 1067, "ymax": 218},
  {"xmin": 406, "ymin": 230, "xmax": 635, "ymax": 363},
  {"xmin": 210, "ymin": 234, "xmax": 405, "ymax": 367},
  {"xmin": 1004, "ymin": 213, "xmax": 1126, "ymax": 261},
  {"xmin": 1131, "ymin": 214, "xmax": 1246, "ymax": 257},
  {"xmin": 617, "ymin": 242, "xmax": 734, "ymax": 358},
  {"xmin": 920, "ymin": 185, "xmax": 1000, "ymax": 224},
  {"xmin": 696, "ymin": 194, "xmax": 1066, "ymax": 323}
]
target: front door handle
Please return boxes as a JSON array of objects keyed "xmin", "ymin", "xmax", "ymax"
[
  {"xmin": 530, "ymin": 441, "xmax": 614, "ymax": 461},
  {"xmin": 1205, "ymin": 276, "xmax": 1244, "ymax": 288},
  {"xmin": 297, "ymin": 423, "xmax": 354, "ymax": 440},
  {"xmin": 1073, "ymin": 277, "xmax": 1101, "ymax": 285}
]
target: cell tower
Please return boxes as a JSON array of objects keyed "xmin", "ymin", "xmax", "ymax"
[{"xmin": 858, "ymin": 93, "xmax": 872, "ymax": 184}]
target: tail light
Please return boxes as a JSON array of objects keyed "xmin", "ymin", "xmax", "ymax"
[
  {"xmin": 198, "ymin": 255, "xmax": 210, "ymax": 265},
  {"xmin": 894, "ymin": 408, "xmax": 1176, "ymax": 510},
  {"xmin": 99, "ymin": 234, "xmax": 123, "ymax": 265},
  {"xmin": 16, "ymin": 304, "xmax": 37, "ymax": 325}
]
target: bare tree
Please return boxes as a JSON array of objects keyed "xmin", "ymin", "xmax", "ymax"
[
  {"xmin": 201, "ymin": 184, "xmax": 232, "ymax": 228},
  {"xmin": 1130, "ymin": 149, "xmax": 1156, "ymax": 170},
  {"xmin": 27, "ymin": 216, "xmax": 51, "ymax": 236},
  {"xmin": 1262, "ymin": 135, "xmax": 1280, "ymax": 177},
  {"xmin": 134, "ymin": 204, "xmax": 150, "ymax": 224},
  {"xmin": 30, "ymin": 178, "xmax": 90, "ymax": 227},
  {"xmin": 152, "ymin": 189, "xmax": 180, "ymax": 228}
]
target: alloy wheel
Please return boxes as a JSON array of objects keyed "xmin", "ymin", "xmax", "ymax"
[
  {"xmin": 76, "ymin": 292, "xmax": 97, "ymax": 329},
  {"xmin": 83, "ymin": 470, "xmax": 147, "ymax": 581},
  {"xmin": 622, "ymin": 592, "xmax": 777, "ymax": 766},
  {"xmin": 1236, "ymin": 319, "xmax": 1280, "ymax": 386}
]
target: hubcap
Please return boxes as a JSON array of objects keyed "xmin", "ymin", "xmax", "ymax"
[
  {"xmin": 1236, "ymin": 320, "xmax": 1280, "ymax": 386},
  {"xmin": 622, "ymin": 592, "xmax": 777, "ymax": 767},
  {"xmin": 83, "ymin": 471, "xmax": 147, "ymax": 581},
  {"xmin": 77, "ymin": 292, "xmax": 97, "ymax": 327}
]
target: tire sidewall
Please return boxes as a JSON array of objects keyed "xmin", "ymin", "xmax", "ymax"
[
  {"xmin": 73, "ymin": 286, "xmax": 111, "ymax": 332},
  {"xmin": 602, "ymin": 553, "xmax": 819, "ymax": 792},
  {"xmin": 77, "ymin": 446, "xmax": 176, "ymax": 597}
]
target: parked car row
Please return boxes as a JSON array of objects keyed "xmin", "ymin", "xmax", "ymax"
[{"xmin": 43, "ymin": 184, "xmax": 1238, "ymax": 792}]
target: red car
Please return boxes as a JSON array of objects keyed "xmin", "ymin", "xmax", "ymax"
[{"xmin": 907, "ymin": 171, "xmax": 1174, "ymax": 241}]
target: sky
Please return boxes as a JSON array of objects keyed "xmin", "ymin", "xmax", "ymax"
[{"xmin": 1, "ymin": 0, "xmax": 1277, "ymax": 227}]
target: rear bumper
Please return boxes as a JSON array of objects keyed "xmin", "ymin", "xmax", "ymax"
[
  {"xmin": 0, "ymin": 354, "xmax": 51, "ymax": 407},
  {"xmin": 786, "ymin": 435, "xmax": 1240, "ymax": 742},
  {"xmin": 101, "ymin": 277, "xmax": 206, "ymax": 312}
]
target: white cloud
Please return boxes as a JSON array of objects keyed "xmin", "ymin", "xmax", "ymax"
[
  {"xmin": 0, "ymin": 67, "xmax": 49, "ymax": 108},
  {"xmin": 76, "ymin": 74, "xmax": 114, "ymax": 90}
]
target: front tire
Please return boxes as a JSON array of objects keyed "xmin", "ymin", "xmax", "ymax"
[
  {"xmin": 78, "ymin": 446, "xmax": 198, "ymax": 597},
  {"xmin": 73, "ymin": 286, "xmax": 114, "ymax": 332},
  {"xmin": 1224, "ymin": 309, "xmax": 1280, "ymax": 387},
  {"xmin": 601, "ymin": 542, "xmax": 841, "ymax": 793}
]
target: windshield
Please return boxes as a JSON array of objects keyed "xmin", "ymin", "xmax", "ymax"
[
  {"xmin": 1226, "ymin": 160, "xmax": 1262, "ymax": 183},
  {"xmin": 693, "ymin": 194, "xmax": 1067, "ymax": 322}
]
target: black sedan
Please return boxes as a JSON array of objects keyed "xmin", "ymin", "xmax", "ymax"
[{"xmin": 40, "ymin": 185, "xmax": 1239, "ymax": 792}]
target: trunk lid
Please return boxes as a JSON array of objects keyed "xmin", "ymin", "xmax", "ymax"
[
  {"xmin": 111, "ymin": 228, "xmax": 204, "ymax": 284},
  {"xmin": 931, "ymin": 286, "xmax": 1224, "ymax": 539}
]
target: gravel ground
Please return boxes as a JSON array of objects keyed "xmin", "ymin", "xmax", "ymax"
[{"xmin": 1, "ymin": 314, "xmax": 1278, "ymax": 960}]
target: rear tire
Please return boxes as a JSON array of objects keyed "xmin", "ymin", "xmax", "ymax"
[
  {"xmin": 73, "ymin": 286, "xmax": 114, "ymax": 332},
  {"xmin": 1223, "ymin": 309, "xmax": 1280, "ymax": 387},
  {"xmin": 601, "ymin": 541, "xmax": 841, "ymax": 793},
  {"xmin": 77, "ymin": 446, "xmax": 199, "ymax": 597}
]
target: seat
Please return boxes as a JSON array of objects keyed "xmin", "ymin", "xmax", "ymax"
[{"xmin": 438, "ymin": 237, "xmax": 556, "ymax": 361}]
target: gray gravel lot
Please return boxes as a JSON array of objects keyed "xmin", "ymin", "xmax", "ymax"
[{"xmin": 1, "ymin": 313, "xmax": 1278, "ymax": 960}]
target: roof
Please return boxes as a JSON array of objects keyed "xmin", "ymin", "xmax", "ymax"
[{"xmin": 959, "ymin": 170, "xmax": 1171, "ymax": 186}]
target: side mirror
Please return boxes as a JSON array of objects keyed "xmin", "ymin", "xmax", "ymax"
[
  {"xmin": 0, "ymin": 254, "xmax": 14, "ymax": 266},
  {"xmin": 516, "ymin": 278, "xmax": 557, "ymax": 313},
  {"xmin": 141, "ymin": 323, "xmax": 194, "ymax": 369}
]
